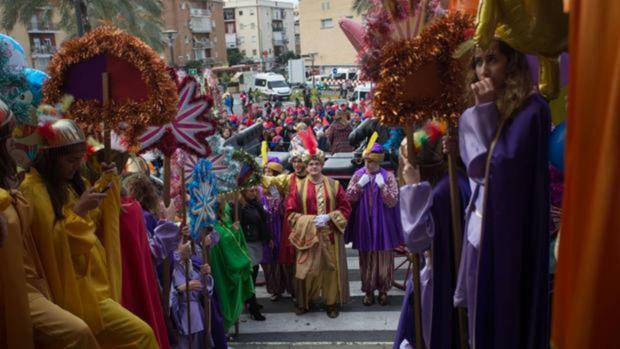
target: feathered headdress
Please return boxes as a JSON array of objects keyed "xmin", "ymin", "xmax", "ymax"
[
  {"xmin": 14, "ymin": 95, "xmax": 85, "ymax": 152},
  {"xmin": 298, "ymin": 128, "xmax": 324, "ymax": 163}
]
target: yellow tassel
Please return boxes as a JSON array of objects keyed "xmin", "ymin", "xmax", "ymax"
[
  {"xmin": 364, "ymin": 132, "xmax": 379, "ymax": 156},
  {"xmin": 261, "ymin": 141, "xmax": 268, "ymax": 166}
]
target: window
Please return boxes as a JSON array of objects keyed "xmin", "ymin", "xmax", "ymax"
[
  {"xmin": 255, "ymin": 78, "xmax": 266, "ymax": 87},
  {"xmin": 269, "ymin": 48, "xmax": 272, "ymax": 54},
  {"xmin": 252, "ymin": 36, "xmax": 256, "ymax": 43},
  {"xmin": 346, "ymin": 16, "xmax": 354, "ymax": 19},
  {"xmin": 253, "ymin": 49, "xmax": 257, "ymax": 56},
  {"xmin": 250, "ymin": 23, "xmax": 255, "ymax": 29},
  {"xmin": 239, "ymin": 10, "xmax": 243, "ymax": 16},
  {"xmin": 321, "ymin": 1, "xmax": 330, "ymax": 11},
  {"xmin": 268, "ymin": 80, "xmax": 288, "ymax": 88},
  {"xmin": 242, "ymin": 50, "xmax": 247, "ymax": 55},
  {"xmin": 250, "ymin": 10, "xmax": 254, "ymax": 16},
  {"xmin": 320, "ymin": 18, "xmax": 333, "ymax": 29}
]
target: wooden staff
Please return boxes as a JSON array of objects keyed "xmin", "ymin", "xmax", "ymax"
[
  {"xmin": 162, "ymin": 156, "xmax": 172, "ymax": 320},
  {"xmin": 180, "ymin": 170, "xmax": 193, "ymax": 349},
  {"xmin": 447, "ymin": 123, "xmax": 468, "ymax": 349},
  {"xmin": 202, "ymin": 228, "xmax": 212, "ymax": 349},
  {"xmin": 405, "ymin": 126, "xmax": 426, "ymax": 349},
  {"xmin": 101, "ymin": 73, "xmax": 111, "ymax": 163}
]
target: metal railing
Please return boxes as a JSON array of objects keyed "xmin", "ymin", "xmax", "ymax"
[
  {"xmin": 27, "ymin": 22, "xmax": 56, "ymax": 31},
  {"xmin": 31, "ymin": 45, "xmax": 56, "ymax": 56}
]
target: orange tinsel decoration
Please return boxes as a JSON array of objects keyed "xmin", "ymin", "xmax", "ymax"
[
  {"xmin": 43, "ymin": 26, "xmax": 178, "ymax": 146},
  {"xmin": 373, "ymin": 12, "xmax": 474, "ymax": 128}
]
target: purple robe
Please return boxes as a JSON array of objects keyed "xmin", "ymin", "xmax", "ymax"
[
  {"xmin": 260, "ymin": 186, "xmax": 283, "ymax": 264},
  {"xmin": 394, "ymin": 174, "xmax": 471, "ymax": 349},
  {"xmin": 457, "ymin": 95, "xmax": 550, "ymax": 349},
  {"xmin": 170, "ymin": 242, "xmax": 228, "ymax": 349},
  {"xmin": 345, "ymin": 167, "xmax": 404, "ymax": 251}
]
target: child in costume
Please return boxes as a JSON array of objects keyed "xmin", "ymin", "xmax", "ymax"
[{"xmin": 19, "ymin": 111, "xmax": 158, "ymax": 348}]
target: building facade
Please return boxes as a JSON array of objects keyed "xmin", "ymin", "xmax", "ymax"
[
  {"xmin": 3, "ymin": 6, "xmax": 68, "ymax": 71},
  {"xmin": 223, "ymin": 0, "xmax": 295, "ymax": 70},
  {"xmin": 298, "ymin": 0, "xmax": 361, "ymax": 73},
  {"xmin": 163, "ymin": 0, "xmax": 228, "ymax": 66},
  {"xmin": 294, "ymin": 8, "xmax": 300, "ymax": 55}
]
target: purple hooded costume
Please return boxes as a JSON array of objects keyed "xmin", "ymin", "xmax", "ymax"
[
  {"xmin": 456, "ymin": 95, "xmax": 550, "ymax": 349},
  {"xmin": 394, "ymin": 173, "xmax": 471, "ymax": 349}
]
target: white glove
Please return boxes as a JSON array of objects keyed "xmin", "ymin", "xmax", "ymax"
[
  {"xmin": 357, "ymin": 174, "xmax": 371, "ymax": 188},
  {"xmin": 269, "ymin": 185, "xmax": 280, "ymax": 199},
  {"xmin": 313, "ymin": 214, "xmax": 330, "ymax": 227},
  {"xmin": 375, "ymin": 174, "xmax": 385, "ymax": 188}
]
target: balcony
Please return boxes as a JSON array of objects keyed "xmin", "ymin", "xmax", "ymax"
[
  {"xmin": 224, "ymin": 10, "xmax": 236, "ymax": 21},
  {"xmin": 190, "ymin": 8, "xmax": 212, "ymax": 17},
  {"xmin": 272, "ymin": 39, "xmax": 285, "ymax": 46},
  {"xmin": 27, "ymin": 21, "xmax": 56, "ymax": 33},
  {"xmin": 31, "ymin": 45, "xmax": 56, "ymax": 57},
  {"xmin": 225, "ymin": 33, "xmax": 237, "ymax": 48},
  {"xmin": 189, "ymin": 17, "xmax": 212, "ymax": 33},
  {"xmin": 193, "ymin": 38, "xmax": 212, "ymax": 49}
]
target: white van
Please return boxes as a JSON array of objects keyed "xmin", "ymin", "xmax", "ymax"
[
  {"xmin": 253, "ymin": 73, "xmax": 292, "ymax": 100},
  {"xmin": 349, "ymin": 83, "xmax": 372, "ymax": 104}
]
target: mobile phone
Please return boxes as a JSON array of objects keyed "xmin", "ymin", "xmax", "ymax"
[{"xmin": 99, "ymin": 182, "xmax": 113, "ymax": 193}]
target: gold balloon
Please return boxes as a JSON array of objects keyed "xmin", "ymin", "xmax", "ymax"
[{"xmin": 475, "ymin": 0, "xmax": 569, "ymax": 99}]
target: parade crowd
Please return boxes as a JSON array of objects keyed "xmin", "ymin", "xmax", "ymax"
[{"xmin": 1, "ymin": 37, "xmax": 557, "ymax": 349}]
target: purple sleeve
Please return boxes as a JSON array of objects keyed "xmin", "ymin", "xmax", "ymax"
[
  {"xmin": 151, "ymin": 220, "xmax": 180, "ymax": 265},
  {"xmin": 208, "ymin": 230, "xmax": 220, "ymax": 248},
  {"xmin": 399, "ymin": 182, "xmax": 434, "ymax": 253},
  {"xmin": 346, "ymin": 172, "xmax": 364, "ymax": 203},
  {"xmin": 459, "ymin": 102, "xmax": 499, "ymax": 182},
  {"xmin": 380, "ymin": 172, "xmax": 399, "ymax": 208}
]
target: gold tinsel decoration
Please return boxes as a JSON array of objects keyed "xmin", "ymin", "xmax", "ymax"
[
  {"xmin": 373, "ymin": 12, "xmax": 474, "ymax": 128},
  {"xmin": 43, "ymin": 26, "xmax": 178, "ymax": 145}
]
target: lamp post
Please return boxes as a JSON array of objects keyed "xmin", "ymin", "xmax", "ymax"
[{"xmin": 162, "ymin": 29, "xmax": 178, "ymax": 66}]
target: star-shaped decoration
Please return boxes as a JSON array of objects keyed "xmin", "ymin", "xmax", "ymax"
[{"xmin": 139, "ymin": 73, "xmax": 216, "ymax": 157}]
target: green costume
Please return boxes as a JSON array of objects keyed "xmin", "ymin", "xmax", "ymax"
[{"xmin": 210, "ymin": 204, "xmax": 255, "ymax": 330}]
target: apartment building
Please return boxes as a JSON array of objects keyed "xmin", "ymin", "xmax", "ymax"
[
  {"xmin": 223, "ymin": 0, "xmax": 295, "ymax": 69},
  {"xmin": 294, "ymin": 8, "xmax": 300, "ymax": 55},
  {"xmin": 3, "ymin": 6, "xmax": 68, "ymax": 71},
  {"xmin": 298, "ymin": 0, "xmax": 361, "ymax": 73},
  {"xmin": 163, "ymin": 0, "xmax": 228, "ymax": 66}
]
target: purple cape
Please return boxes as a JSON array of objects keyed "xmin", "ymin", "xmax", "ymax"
[
  {"xmin": 475, "ymin": 94, "xmax": 550, "ymax": 349},
  {"xmin": 393, "ymin": 173, "xmax": 471, "ymax": 349},
  {"xmin": 345, "ymin": 167, "xmax": 404, "ymax": 251}
]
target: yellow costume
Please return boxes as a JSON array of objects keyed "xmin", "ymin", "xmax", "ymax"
[
  {"xmin": 1, "ymin": 187, "xmax": 99, "ymax": 348},
  {"xmin": 20, "ymin": 169, "xmax": 157, "ymax": 348},
  {"xmin": 0, "ymin": 188, "xmax": 34, "ymax": 349}
]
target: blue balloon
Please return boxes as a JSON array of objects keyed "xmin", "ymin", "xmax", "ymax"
[
  {"xmin": 549, "ymin": 121, "xmax": 566, "ymax": 173},
  {"xmin": 0, "ymin": 33, "xmax": 27, "ymax": 69},
  {"xmin": 23, "ymin": 68, "xmax": 49, "ymax": 105}
]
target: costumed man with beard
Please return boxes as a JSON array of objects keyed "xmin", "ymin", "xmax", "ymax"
[
  {"xmin": 284, "ymin": 128, "xmax": 351, "ymax": 318},
  {"xmin": 345, "ymin": 141, "xmax": 403, "ymax": 306},
  {"xmin": 261, "ymin": 145, "xmax": 309, "ymax": 306}
]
